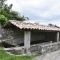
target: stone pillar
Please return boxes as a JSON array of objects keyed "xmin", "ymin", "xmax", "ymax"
[
  {"xmin": 0, "ymin": 23, "xmax": 2, "ymax": 38},
  {"xmin": 57, "ymin": 32, "xmax": 59, "ymax": 42},
  {"xmin": 24, "ymin": 31, "xmax": 31, "ymax": 54}
]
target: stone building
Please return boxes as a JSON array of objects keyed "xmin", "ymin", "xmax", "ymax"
[{"xmin": 0, "ymin": 20, "xmax": 60, "ymax": 54}]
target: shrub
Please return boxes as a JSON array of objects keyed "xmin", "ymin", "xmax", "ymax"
[{"xmin": 0, "ymin": 15, "xmax": 8, "ymax": 25}]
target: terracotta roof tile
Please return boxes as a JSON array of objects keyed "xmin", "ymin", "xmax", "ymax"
[{"xmin": 4, "ymin": 20, "xmax": 60, "ymax": 31}]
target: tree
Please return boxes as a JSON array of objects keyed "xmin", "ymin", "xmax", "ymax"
[
  {"xmin": 0, "ymin": 0, "xmax": 29, "ymax": 25},
  {"xmin": 0, "ymin": 0, "xmax": 6, "ymax": 9}
]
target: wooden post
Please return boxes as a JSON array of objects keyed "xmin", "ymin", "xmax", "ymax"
[
  {"xmin": 24, "ymin": 31, "xmax": 31, "ymax": 54},
  {"xmin": 57, "ymin": 32, "xmax": 59, "ymax": 42}
]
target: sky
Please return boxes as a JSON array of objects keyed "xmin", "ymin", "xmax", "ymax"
[{"xmin": 6, "ymin": 0, "xmax": 60, "ymax": 26}]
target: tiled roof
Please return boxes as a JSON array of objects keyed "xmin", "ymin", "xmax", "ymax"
[{"xmin": 4, "ymin": 20, "xmax": 60, "ymax": 31}]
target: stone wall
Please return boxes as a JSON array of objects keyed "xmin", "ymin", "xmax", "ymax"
[
  {"xmin": 4, "ymin": 42, "xmax": 60, "ymax": 55},
  {"xmin": 31, "ymin": 31, "xmax": 45, "ymax": 42},
  {"xmin": 30, "ymin": 42, "xmax": 60, "ymax": 54},
  {"xmin": 0, "ymin": 24, "xmax": 24, "ymax": 46},
  {"xmin": 0, "ymin": 24, "xmax": 58, "ymax": 47},
  {"xmin": 31, "ymin": 31, "xmax": 57, "ymax": 44},
  {"xmin": 45, "ymin": 32, "xmax": 57, "ymax": 42}
]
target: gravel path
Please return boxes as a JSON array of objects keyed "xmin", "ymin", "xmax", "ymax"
[{"xmin": 32, "ymin": 50, "xmax": 60, "ymax": 60}]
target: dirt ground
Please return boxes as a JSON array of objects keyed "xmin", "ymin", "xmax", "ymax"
[{"xmin": 32, "ymin": 50, "xmax": 60, "ymax": 60}]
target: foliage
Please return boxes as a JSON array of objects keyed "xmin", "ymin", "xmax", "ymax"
[
  {"xmin": 0, "ymin": 0, "xmax": 29, "ymax": 25},
  {"xmin": 0, "ymin": 15, "xmax": 8, "ymax": 25},
  {"xmin": 0, "ymin": 4, "xmax": 27, "ymax": 21},
  {"xmin": 0, "ymin": 49, "xmax": 32, "ymax": 60},
  {"xmin": 0, "ymin": 0, "xmax": 6, "ymax": 9}
]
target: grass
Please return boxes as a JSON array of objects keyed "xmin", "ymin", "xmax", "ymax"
[{"xmin": 0, "ymin": 49, "xmax": 32, "ymax": 60}]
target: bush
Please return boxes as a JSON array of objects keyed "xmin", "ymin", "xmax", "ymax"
[{"xmin": 0, "ymin": 15, "xmax": 8, "ymax": 25}]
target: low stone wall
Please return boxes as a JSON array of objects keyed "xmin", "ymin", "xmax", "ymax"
[
  {"xmin": 4, "ymin": 47, "xmax": 26, "ymax": 55},
  {"xmin": 30, "ymin": 42, "xmax": 60, "ymax": 54},
  {"xmin": 3, "ymin": 42, "xmax": 60, "ymax": 55},
  {"xmin": 41, "ymin": 42, "xmax": 60, "ymax": 53}
]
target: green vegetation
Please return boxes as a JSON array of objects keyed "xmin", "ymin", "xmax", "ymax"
[
  {"xmin": 0, "ymin": 15, "xmax": 8, "ymax": 25},
  {"xmin": 0, "ymin": 49, "xmax": 32, "ymax": 60},
  {"xmin": 0, "ymin": 0, "xmax": 29, "ymax": 25}
]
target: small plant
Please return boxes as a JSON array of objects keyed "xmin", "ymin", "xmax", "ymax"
[{"xmin": 0, "ymin": 15, "xmax": 8, "ymax": 25}]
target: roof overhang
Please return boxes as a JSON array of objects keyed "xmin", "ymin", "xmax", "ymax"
[{"xmin": 3, "ymin": 20, "xmax": 60, "ymax": 32}]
